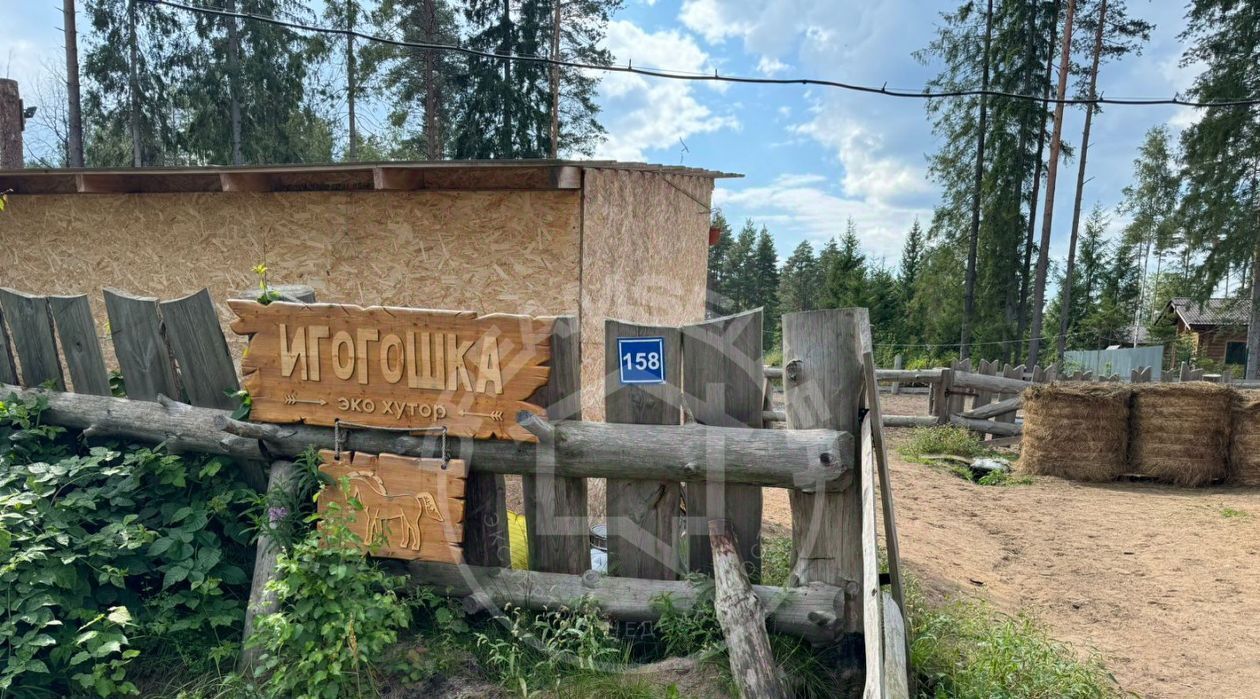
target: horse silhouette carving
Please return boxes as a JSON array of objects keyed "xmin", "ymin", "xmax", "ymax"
[{"xmin": 345, "ymin": 470, "xmax": 446, "ymax": 551}]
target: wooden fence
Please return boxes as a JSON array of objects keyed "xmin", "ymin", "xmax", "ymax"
[
  {"xmin": 764, "ymin": 355, "xmax": 1260, "ymax": 443},
  {"xmin": 0, "ymin": 288, "xmax": 910, "ymax": 697}
]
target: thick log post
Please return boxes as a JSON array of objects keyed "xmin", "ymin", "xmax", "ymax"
[
  {"xmin": 239, "ymin": 460, "xmax": 296, "ymax": 671},
  {"xmin": 782, "ymin": 309, "xmax": 863, "ymax": 633},
  {"xmin": 709, "ymin": 519, "xmax": 788, "ymax": 699}
]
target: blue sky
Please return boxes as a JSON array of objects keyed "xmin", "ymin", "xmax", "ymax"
[{"xmin": 1, "ymin": 0, "xmax": 1202, "ymax": 264}]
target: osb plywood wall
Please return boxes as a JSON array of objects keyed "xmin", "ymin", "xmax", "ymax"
[
  {"xmin": 579, "ymin": 169, "xmax": 713, "ymax": 420},
  {"xmin": 0, "ymin": 189, "xmax": 582, "ymax": 367}
]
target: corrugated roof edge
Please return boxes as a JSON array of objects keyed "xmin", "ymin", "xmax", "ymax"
[{"xmin": 0, "ymin": 159, "xmax": 741, "ymax": 196}]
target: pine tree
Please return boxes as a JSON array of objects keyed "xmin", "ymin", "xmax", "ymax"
[
  {"xmin": 752, "ymin": 228, "xmax": 780, "ymax": 347},
  {"xmin": 726, "ymin": 220, "xmax": 759, "ymax": 310},
  {"xmin": 374, "ymin": 0, "xmax": 461, "ymax": 159},
  {"xmin": 823, "ymin": 220, "xmax": 867, "ymax": 308},
  {"xmin": 1178, "ymin": 0, "xmax": 1260, "ymax": 378},
  {"xmin": 452, "ymin": 0, "xmax": 616, "ymax": 158},
  {"xmin": 1118, "ymin": 126, "xmax": 1180, "ymax": 332},
  {"xmin": 898, "ymin": 219, "xmax": 925, "ymax": 302},
  {"xmin": 180, "ymin": 0, "xmax": 332, "ymax": 164},
  {"xmin": 83, "ymin": 0, "xmax": 186, "ymax": 165},
  {"xmin": 779, "ymin": 241, "xmax": 820, "ymax": 315}
]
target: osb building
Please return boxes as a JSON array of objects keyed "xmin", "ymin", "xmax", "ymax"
[
  {"xmin": 0, "ymin": 160, "xmax": 737, "ymax": 419},
  {"xmin": 1157, "ymin": 297, "xmax": 1251, "ymax": 369}
]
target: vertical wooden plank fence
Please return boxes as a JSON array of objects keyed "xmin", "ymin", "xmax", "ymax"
[
  {"xmin": 0, "ymin": 288, "xmax": 65, "ymax": 389},
  {"xmin": 160, "ymin": 288, "xmax": 240, "ymax": 410},
  {"xmin": 682, "ymin": 309, "xmax": 764, "ymax": 580},
  {"xmin": 523, "ymin": 316, "xmax": 589, "ymax": 574},
  {"xmin": 48, "ymin": 294, "xmax": 111, "ymax": 396},
  {"xmin": 0, "ymin": 300, "xmax": 17, "ymax": 385},
  {"xmin": 605, "ymin": 319, "xmax": 683, "ymax": 580},
  {"xmin": 103, "ymin": 289, "xmax": 181, "ymax": 401}
]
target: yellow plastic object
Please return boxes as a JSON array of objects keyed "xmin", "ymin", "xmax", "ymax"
[{"xmin": 507, "ymin": 510, "xmax": 529, "ymax": 570}]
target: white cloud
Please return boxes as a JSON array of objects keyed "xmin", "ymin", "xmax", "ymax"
[
  {"xmin": 791, "ymin": 109, "xmax": 933, "ymax": 207},
  {"xmin": 592, "ymin": 21, "xmax": 738, "ymax": 161},
  {"xmin": 714, "ymin": 174, "xmax": 930, "ymax": 260},
  {"xmin": 756, "ymin": 56, "xmax": 789, "ymax": 76}
]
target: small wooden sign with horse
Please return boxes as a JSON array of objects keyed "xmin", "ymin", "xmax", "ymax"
[{"xmin": 317, "ymin": 449, "xmax": 466, "ymax": 562}]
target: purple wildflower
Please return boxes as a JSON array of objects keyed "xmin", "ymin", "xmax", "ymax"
[{"xmin": 267, "ymin": 506, "xmax": 289, "ymax": 524}]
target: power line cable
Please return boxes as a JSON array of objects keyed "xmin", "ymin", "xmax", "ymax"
[{"xmin": 146, "ymin": 0, "xmax": 1260, "ymax": 109}]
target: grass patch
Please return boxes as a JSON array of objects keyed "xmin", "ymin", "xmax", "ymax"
[
  {"xmin": 899, "ymin": 425, "xmax": 998, "ymax": 462},
  {"xmin": 977, "ymin": 470, "xmax": 1034, "ymax": 487},
  {"xmin": 1220, "ymin": 506, "xmax": 1250, "ymax": 519}
]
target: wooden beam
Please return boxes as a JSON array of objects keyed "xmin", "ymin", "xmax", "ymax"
[
  {"xmin": 239, "ymin": 460, "xmax": 295, "ymax": 671},
  {"xmin": 372, "ymin": 166, "xmax": 424, "ymax": 191},
  {"xmin": 882, "ymin": 415, "xmax": 937, "ymax": 428},
  {"xmin": 859, "ymin": 414, "xmax": 886, "ymax": 699},
  {"xmin": 550, "ymin": 165, "xmax": 582, "ymax": 189},
  {"xmin": 0, "ymin": 384, "xmax": 851, "ymax": 491},
  {"xmin": 103, "ymin": 288, "xmax": 181, "ymax": 402},
  {"xmin": 949, "ymin": 414, "xmax": 1022, "ymax": 437},
  {"xmin": 219, "ymin": 172, "xmax": 273, "ymax": 192},
  {"xmin": 708, "ymin": 519, "xmax": 788, "ymax": 699},
  {"xmin": 48, "ymin": 294, "xmax": 111, "ymax": 396},
  {"xmin": 951, "ymin": 370, "xmax": 1030, "ymax": 395},
  {"xmin": 961, "ymin": 394, "xmax": 1022, "ymax": 421},
  {"xmin": 407, "ymin": 560, "xmax": 848, "ymax": 644},
  {"xmin": 0, "ymin": 288, "xmax": 64, "ymax": 389}
]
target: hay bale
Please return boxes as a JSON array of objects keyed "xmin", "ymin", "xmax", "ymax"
[
  {"xmin": 1131, "ymin": 382, "xmax": 1233, "ymax": 486},
  {"xmin": 1231, "ymin": 390, "xmax": 1260, "ymax": 486},
  {"xmin": 1020, "ymin": 384, "xmax": 1130, "ymax": 482}
]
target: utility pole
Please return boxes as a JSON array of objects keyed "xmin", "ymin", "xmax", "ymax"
[
  {"xmin": 1057, "ymin": 0, "xmax": 1108, "ymax": 357},
  {"xmin": 0, "ymin": 79, "xmax": 23, "ymax": 169},
  {"xmin": 64, "ymin": 0, "xmax": 85, "ymax": 167},
  {"xmin": 960, "ymin": 0, "xmax": 994, "ymax": 361},
  {"xmin": 1027, "ymin": 0, "xmax": 1077, "ymax": 368},
  {"xmin": 548, "ymin": 0, "xmax": 562, "ymax": 158}
]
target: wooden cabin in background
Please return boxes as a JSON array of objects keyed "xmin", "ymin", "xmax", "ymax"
[{"xmin": 1156, "ymin": 297, "xmax": 1251, "ymax": 370}]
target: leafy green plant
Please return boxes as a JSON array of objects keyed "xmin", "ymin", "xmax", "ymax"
[
  {"xmin": 899, "ymin": 425, "xmax": 997, "ymax": 461},
  {"xmin": 245, "ymin": 492, "xmax": 411, "ymax": 699},
  {"xmin": 474, "ymin": 600, "xmax": 627, "ymax": 698},
  {"xmin": 252, "ymin": 264, "xmax": 283, "ymax": 305},
  {"xmin": 1220, "ymin": 506, "xmax": 1249, "ymax": 519},
  {"xmin": 977, "ymin": 470, "xmax": 1034, "ymax": 487},
  {"xmin": 651, "ymin": 576, "xmax": 723, "ymax": 658},
  {"xmin": 0, "ymin": 393, "xmax": 256, "ymax": 696}
]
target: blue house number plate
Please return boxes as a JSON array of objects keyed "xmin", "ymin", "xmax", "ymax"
[{"xmin": 617, "ymin": 337, "xmax": 666, "ymax": 385}]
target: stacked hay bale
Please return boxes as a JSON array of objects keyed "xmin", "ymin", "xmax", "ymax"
[
  {"xmin": 1021, "ymin": 384, "xmax": 1130, "ymax": 482},
  {"xmin": 1130, "ymin": 382, "xmax": 1232, "ymax": 486},
  {"xmin": 1232, "ymin": 390, "xmax": 1260, "ymax": 486}
]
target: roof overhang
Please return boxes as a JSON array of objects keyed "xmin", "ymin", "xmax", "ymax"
[{"xmin": 0, "ymin": 160, "xmax": 741, "ymax": 195}]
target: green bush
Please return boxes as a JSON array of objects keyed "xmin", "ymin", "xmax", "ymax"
[
  {"xmin": 245, "ymin": 486, "xmax": 412, "ymax": 699},
  {"xmin": 899, "ymin": 425, "xmax": 994, "ymax": 461},
  {"xmin": 0, "ymin": 393, "xmax": 256, "ymax": 696}
]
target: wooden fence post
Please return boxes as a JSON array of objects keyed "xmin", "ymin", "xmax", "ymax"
[
  {"xmin": 0, "ymin": 301, "xmax": 17, "ymax": 385},
  {"xmin": 103, "ymin": 289, "xmax": 182, "ymax": 402},
  {"xmin": 48, "ymin": 295, "xmax": 111, "ymax": 396},
  {"xmin": 239, "ymin": 459, "xmax": 296, "ymax": 671},
  {"xmin": 160, "ymin": 289, "xmax": 240, "ymax": 410},
  {"xmin": 891, "ymin": 353, "xmax": 903, "ymax": 395},
  {"xmin": 0, "ymin": 289, "xmax": 65, "ymax": 390},
  {"xmin": 782, "ymin": 309, "xmax": 862, "ymax": 629},
  {"xmin": 682, "ymin": 309, "xmax": 764, "ymax": 580},
  {"xmin": 708, "ymin": 519, "xmax": 788, "ymax": 699},
  {"xmin": 523, "ymin": 316, "xmax": 589, "ymax": 574},
  {"xmin": 933, "ymin": 368, "xmax": 954, "ymax": 425},
  {"xmin": 605, "ymin": 319, "xmax": 683, "ymax": 580}
]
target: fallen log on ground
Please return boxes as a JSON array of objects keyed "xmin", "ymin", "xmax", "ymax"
[
  {"xmin": 0, "ymin": 384, "xmax": 853, "ymax": 491},
  {"xmin": 407, "ymin": 560, "xmax": 852, "ymax": 645},
  {"xmin": 949, "ymin": 414, "xmax": 1022, "ymax": 437}
]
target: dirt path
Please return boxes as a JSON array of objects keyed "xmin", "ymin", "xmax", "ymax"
[{"xmin": 766, "ymin": 393, "xmax": 1260, "ymax": 698}]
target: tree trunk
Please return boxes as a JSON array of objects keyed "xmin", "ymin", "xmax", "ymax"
[
  {"xmin": 548, "ymin": 0, "xmax": 562, "ymax": 158},
  {"xmin": 960, "ymin": 0, "xmax": 995, "ymax": 361},
  {"xmin": 226, "ymin": 0, "xmax": 243, "ymax": 165},
  {"xmin": 64, "ymin": 0, "xmax": 84, "ymax": 167},
  {"xmin": 239, "ymin": 460, "xmax": 296, "ymax": 672},
  {"xmin": 0, "ymin": 80, "xmax": 21, "ymax": 169},
  {"xmin": 1248, "ymin": 235, "xmax": 1260, "ymax": 380},
  {"xmin": 346, "ymin": 1, "xmax": 358, "ymax": 161},
  {"xmin": 499, "ymin": 0, "xmax": 513, "ymax": 156},
  {"xmin": 1057, "ymin": 0, "xmax": 1107, "ymax": 357},
  {"xmin": 128, "ymin": 0, "xmax": 142, "ymax": 167},
  {"xmin": 421, "ymin": 0, "xmax": 442, "ymax": 159},
  {"xmin": 1027, "ymin": 0, "xmax": 1077, "ymax": 368},
  {"xmin": 1016, "ymin": 0, "xmax": 1061, "ymax": 363}
]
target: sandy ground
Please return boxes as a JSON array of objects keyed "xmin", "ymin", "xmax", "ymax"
[
  {"xmin": 838, "ymin": 393, "xmax": 1260, "ymax": 699},
  {"xmin": 506, "ymin": 391, "xmax": 1260, "ymax": 697}
]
